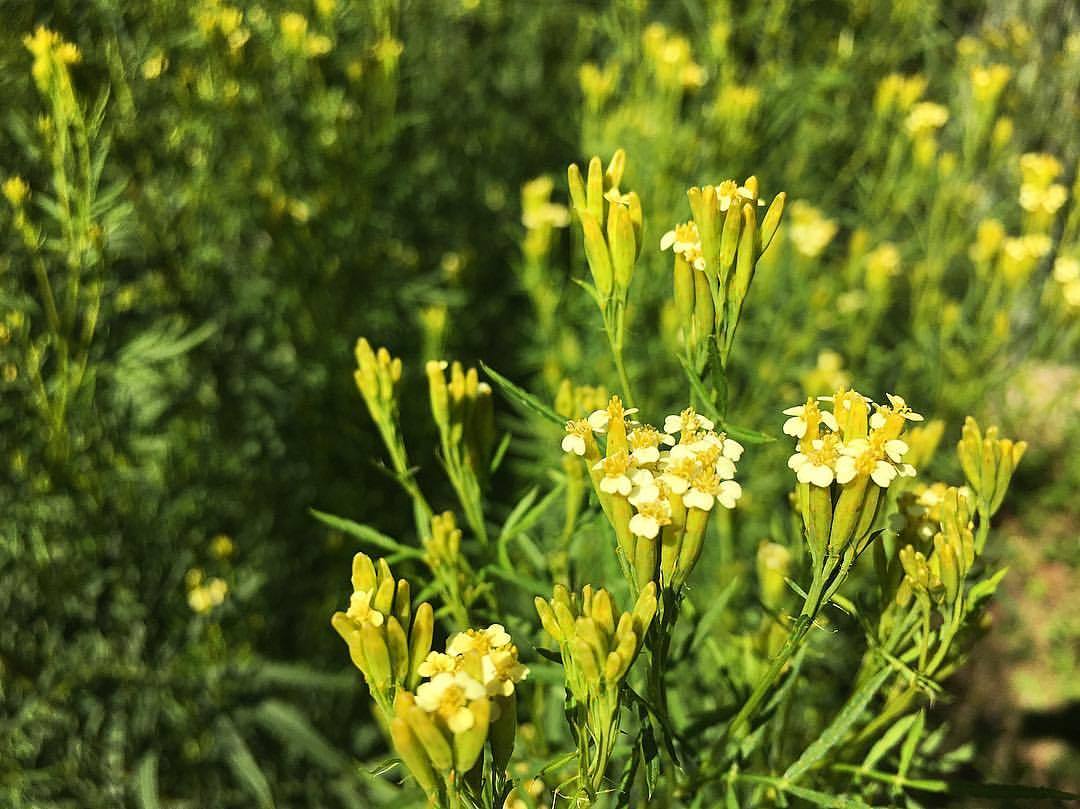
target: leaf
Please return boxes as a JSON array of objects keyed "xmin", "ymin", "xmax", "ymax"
[
  {"xmin": 677, "ymin": 356, "xmax": 774, "ymax": 443},
  {"xmin": 833, "ymin": 764, "xmax": 1080, "ymax": 801},
  {"xmin": 480, "ymin": 362, "xmax": 563, "ymax": 426},
  {"xmin": 252, "ymin": 662, "xmax": 356, "ymax": 691},
  {"xmin": 498, "ymin": 482, "xmax": 565, "ymax": 556},
  {"xmin": 738, "ymin": 774, "xmax": 876, "ymax": 808},
  {"xmin": 310, "ymin": 509, "xmax": 424, "ymax": 559},
  {"xmin": 965, "ymin": 567, "xmax": 1008, "ymax": 612},
  {"xmin": 678, "ymin": 354, "xmax": 722, "ymax": 423},
  {"xmin": 134, "ymin": 752, "xmax": 160, "ymax": 809},
  {"xmin": 480, "ymin": 564, "xmax": 550, "ymax": 594},
  {"xmin": 783, "ymin": 665, "xmax": 892, "ymax": 783},
  {"xmin": 861, "ymin": 712, "xmax": 919, "ymax": 773},
  {"xmin": 489, "ymin": 432, "xmax": 512, "ymax": 474},
  {"xmin": 896, "ymin": 709, "xmax": 925, "ymax": 779},
  {"xmin": 254, "ymin": 699, "xmax": 348, "ymax": 771},
  {"xmin": 614, "ymin": 743, "xmax": 642, "ymax": 809},
  {"xmin": 218, "ymin": 717, "xmax": 275, "ymax": 809},
  {"xmin": 720, "ymin": 420, "xmax": 775, "ymax": 445}
]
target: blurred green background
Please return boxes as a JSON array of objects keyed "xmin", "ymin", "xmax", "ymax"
[{"xmin": 1, "ymin": 0, "xmax": 1077, "ymax": 806}]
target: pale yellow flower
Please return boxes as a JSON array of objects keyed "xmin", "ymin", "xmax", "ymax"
[{"xmin": 415, "ymin": 671, "xmax": 487, "ymax": 733}]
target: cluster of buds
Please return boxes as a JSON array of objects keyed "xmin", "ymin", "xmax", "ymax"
[
  {"xmin": 784, "ymin": 390, "xmax": 922, "ymax": 599},
  {"xmin": 567, "ymin": 151, "xmax": 643, "ymax": 401},
  {"xmin": 957, "ymin": 417, "xmax": 1026, "ymax": 539},
  {"xmin": 427, "ymin": 360, "xmax": 495, "ymax": 542},
  {"xmin": 566, "ymin": 149, "xmax": 642, "ymax": 308},
  {"xmin": 535, "ymin": 583, "xmax": 657, "ymax": 796},
  {"xmin": 423, "ymin": 511, "xmax": 476, "ymax": 626},
  {"xmin": 24, "ymin": 26, "xmax": 80, "ymax": 106},
  {"xmin": 391, "ymin": 623, "xmax": 527, "ymax": 805},
  {"xmin": 331, "ymin": 553, "xmax": 434, "ymax": 717},
  {"xmin": 1018, "ymin": 152, "xmax": 1068, "ymax": 228},
  {"xmin": 355, "ymin": 338, "xmax": 403, "ymax": 426},
  {"xmin": 894, "ymin": 486, "xmax": 977, "ymax": 609},
  {"xmin": 562, "ymin": 396, "xmax": 743, "ymax": 592},
  {"xmin": 664, "ymin": 177, "xmax": 785, "ymax": 364}
]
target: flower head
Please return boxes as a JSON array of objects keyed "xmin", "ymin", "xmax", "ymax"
[
  {"xmin": 447, "ymin": 624, "xmax": 512, "ymax": 657},
  {"xmin": 415, "ymin": 671, "xmax": 487, "ymax": 733},
  {"xmin": 346, "ymin": 589, "xmax": 384, "ymax": 627}
]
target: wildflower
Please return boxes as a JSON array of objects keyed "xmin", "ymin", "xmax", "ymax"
[
  {"xmin": 481, "ymin": 646, "xmax": 529, "ymax": 697},
  {"xmin": 415, "ymin": 671, "xmax": 488, "ymax": 733},
  {"xmin": 714, "ymin": 179, "xmax": 764, "ymax": 210},
  {"xmin": 905, "ymin": 102, "xmax": 949, "ymax": 137},
  {"xmin": 628, "ymin": 490, "xmax": 673, "ymax": 538},
  {"xmin": 970, "ymin": 64, "xmax": 1011, "ymax": 102},
  {"xmin": 562, "ymin": 419, "xmax": 592, "ymax": 455},
  {"xmin": 684, "ymin": 466, "xmax": 742, "ymax": 511},
  {"xmin": 346, "ymin": 589, "xmax": 385, "ymax": 627},
  {"xmin": 660, "ymin": 221, "xmax": 707, "ymax": 270},
  {"xmin": 627, "ymin": 425, "xmax": 673, "ymax": 464},
  {"xmin": 594, "ymin": 450, "xmax": 635, "ymax": 495},
  {"xmin": 782, "ymin": 398, "xmax": 838, "ymax": 439},
  {"xmin": 1053, "ymin": 256, "xmax": 1080, "ymax": 284},
  {"xmin": 2, "ymin": 177, "xmax": 29, "ymax": 208},
  {"xmin": 873, "ymin": 394, "xmax": 924, "ymax": 427},
  {"xmin": 663, "ymin": 406, "xmax": 714, "ymax": 436},
  {"xmin": 835, "ymin": 437, "xmax": 915, "ymax": 487},
  {"xmin": 788, "ymin": 435, "xmax": 841, "ymax": 487},
  {"xmin": 788, "ymin": 201, "xmax": 838, "ymax": 258},
  {"xmin": 447, "ymin": 624, "xmax": 512, "ymax": 657},
  {"xmin": 417, "ymin": 651, "xmax": 459, "ymax": 678}
]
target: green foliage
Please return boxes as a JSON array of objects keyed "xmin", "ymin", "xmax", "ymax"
[{"xmin": 1, "ymin": 0, "xmax": 1078, "ymax": 807}]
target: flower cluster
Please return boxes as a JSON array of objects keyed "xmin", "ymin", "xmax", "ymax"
[
  {"xmin": 331, "ymin": 553, "xmax": 435, "ymax": 716},
  {"xmin": 784, "ymin": 391, "xmax": 920, "ymax": 489},
  {"xmin": 389, "ymin": 623, "xmax": 526, "ymax": 801},
  {"xmin": 417, "ymin": 623, "xmax": 529, "ymax": 703},
  {"xmin": 659, "ymin": 220, "xmax": 705, "ymax": 270},
  {"xmin": 562, "ymin": 395, "xmax": 742, "ymax": 590}
]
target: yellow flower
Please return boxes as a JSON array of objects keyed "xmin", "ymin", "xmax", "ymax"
[
  {"xmin": 417, "ymin": 651, "xmax": 459, "ymax": 678},
  {"xmin": 346, "ymin": 590, "xmax": 384, "ymax": 627},
  {"xmin": 414, "ymin": 671, "xmax": 487, "ymax": 733},
  {"xmin": 904, "ymin": 102, "xmax": 949, "ymax": 137},
  {"xmin": 2, "ymin": 177, "xmax": 29, "ymax": 208},
  {"xmin": 788, "ymin": 201, "xmax": 838, "ymax": 258},
  {"xmin": 447, "ymin": 624, "xmax": 512, "ymax": 656}
]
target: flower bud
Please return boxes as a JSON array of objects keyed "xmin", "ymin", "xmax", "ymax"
[
  {"xmin": 586, "ymin": 156, "xmax": 604, "ymax": 223},
  {"xmin": 567, "ymin": 163, "xmax": 587, "ymax": 214},
  {"xmin": 760, "ymin": 192, "xmax": 786, "ymax": 252},
  {"xmin": 453, "ymin": 697, "xmax": 490, "ymax": 773},
  {"xmin": 609, "ymin": 203, "xmax": 637, "ymax": 292},
  {"xmin": 403, "ymin": 702, "xmax": 453, "ymax": 772},
  {"xmin": 408, "ymin": 603, "xmax": 434, "ymax": 689},
  {"xmin": 390, "ymin": 709, "xmax": 440, "ymax": 797},
  {"xmin": 579, "ymin": 210, "xmax": 614, "ymax": 298},
  {"xmin": 489, "ymin": 694, "xmax": 517, "ymax": 773}
]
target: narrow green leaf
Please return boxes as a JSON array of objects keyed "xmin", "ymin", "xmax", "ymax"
[
  {"xmin": 254, "ymin": 699, "xmax": 348, "ymax": 771},
  {"xmin": 219, "ymin": 717, "xmax": 275, "ymax": 809},
  {"xmin": 965, "ymin": 567, "xmax": 1008, "ymax": 612},
  {"xmin": 480, "ymin": 362, "xmax": 563, "ymax": 426},
  {"xmin": 499, "ymin": 483, "xmax": 564, "ymax": 550},
  {"xmin": 861, "ymin": 711, "xmax": 919, "ymax": 773},
  {"xmin": 783, "ymin": 665, "xmax": 892, "ymax": 783},
  {"xmin": 677, "ymin": 353, "xmax": 722, "ymax": 422},
  {"xmin": 310, "ymin": 509, "xmax": 424, "ymax": 559},
  {"xmin": 832, "ymin": 764, "xmax": 1080, "ymax": 801},
  {"xmin": 134, "ymin": 752, "xmax": 160, "ymax": 809},
  {"xmin": 481, "ymin": 564, "xmax": 550, "ymax": 594},
  {"xmin": 897, "ymin": 709, "xmax": 925, "ymax": 778},
  {"xmin": 738, "ymin": 773, "xmax": 876, "ymax": 808},
  {"xmin": 252, "ymin": 662, "xmax": 356, "ymax": 691},
  {"xmin": 489, "ymin": 432, "xmax": 512, "ymax": 474}
]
